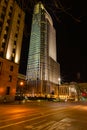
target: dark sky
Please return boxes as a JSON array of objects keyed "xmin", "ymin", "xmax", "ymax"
[
  {"xmin": 19, "ymin": 0, "xmax": 87, "ymax": 83},
  {"xmin": 55, "ymin": 1, "xmax": 87, "ymax": 83},
  {"xmin": 57, "ymin": 20, "xmax": 87, "ymax": 83}
]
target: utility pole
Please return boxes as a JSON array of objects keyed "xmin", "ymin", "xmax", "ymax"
[{"xmin": 58, "ymin": 78, "xmax": 61, "ymax": 98}]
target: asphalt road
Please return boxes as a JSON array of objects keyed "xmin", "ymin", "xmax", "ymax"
[{"xmin": 0, "ymin": 101, "xmax": 87, "ymax": 130}]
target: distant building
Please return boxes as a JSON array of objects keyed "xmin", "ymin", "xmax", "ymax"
[
  {"xmin": 16, "ymin": 73, "xmax": 26, "ymax": 96},
  {"xmin": 59, "ymin": 82, "xmax": 87, "ymax": 101},
  {"xmin": 26, "ymin": 2, "xmax": 60, "ymax": 98},
  {"xmin": 0, "ymin": 0, "xmax": 25, "ymax": 102},
  {"xmin": 59, "ymin": 82, "xmax": 77, "ymax": 101}
]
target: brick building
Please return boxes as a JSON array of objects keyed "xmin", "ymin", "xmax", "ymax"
[{"xmin": 0, "ymin": 0, "xmax": 25, "ymax": 102}]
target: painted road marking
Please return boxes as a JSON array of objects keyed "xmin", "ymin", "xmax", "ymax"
[
  {"xmin": 25, "ymin": 118, "xmax": 73, "ymax": 130},
  {"xmin": 0, "ymin": 107, "xmax": 66, "ymax": 123},
  {"xmin": 25, "ymin": 120, "xmax": 46, "ymax": 129},
  {"xmin": 0, "ymin": 110, "xmax": 67, "ymax": 129}
]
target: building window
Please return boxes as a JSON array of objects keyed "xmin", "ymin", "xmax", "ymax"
[
  {"xmin": 15, "ymin": 33, "xmax": 18, "ymax": 38},
  {"xmin": 11, "ymin": 56, "xmax": 14, "ymax": 62},
  {"xmin": 2, "ymin": 42, "xmax": 5, "ymax": 48},
  {"xmin": 4, "ymin": 0, "xmax": 8, "ymax": 4},
  {"xmin": 0, "ymin": 62, "xmax": 3, "ymax": 74},
  {"xmin": 3, "ymin": 34, "xmax": 7, "ymax": 40},
  {"xmin": 0, "ymin": 51, "xmax": 4, "ymax": 57},
  {"xmin": 14, "ymin": 41, "xmax": 16, "ymax": 45},
  {"xmin": 8, "ymin": 12, "xmax": 12, "ymax": 17},
  {"xmin": 12, "ymin": 48, "xmax": 15, "ymax": 53},
  {"xmin": 17, "ymin": 26, "xmax": 19, "ymax": 31},
  {"xmin": 0, "ymin": 21, "xmax": 3, "ymax": 27},
  {"xmin": 2, "ymin": 6, "xmax": 6, "ymax": 12},
  {"xmin": 18, "ymin": 13, "xmax": 21, "ymax": 18},
  {"xmin": 10, "ymin": 65, "xmax": 13, "ymax": 71},
  {"xmin": 7, "ymin": 19, "xmax": 10, "ymax": 24},
  {"xmin": 10, "ymin": 6, "xmax": 13, "ymax": 11},
  {"xmin": 6, "ymin": 86, "xmax": 10, "ymax": 95},
  {"xmin": 9, "ymin": 75, "xmax": 12, "ymax": 82},
  {"xmin": 5, "ymin": 26, "xmax": 9, "ymax": 32},
  {"xmin": 1, "ymin": 13, "xmax": 4, "ymax": 19},
  {"xmin": 0, "ymin": 28, "xmax": 2, "ymax": 34},
  {"xmin": 17, "ymin": 20, "xmax": 20, "ymax": 24}
]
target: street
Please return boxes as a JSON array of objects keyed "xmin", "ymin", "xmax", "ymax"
[{"xmin": 0, "ymin": 101, "xmax": 87, "ymax": 130}]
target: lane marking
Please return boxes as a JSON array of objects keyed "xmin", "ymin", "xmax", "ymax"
[
  {"xmin": 25, "ymin": 120, "xmax": 46, "ymax": 129},
  {"xmin": 0, "ymin": 112, "xmax": 40, "ymax": 123},
  {"xmin": 25, "ymin": 118, "xmax": 73, "ymax": 130},
  {"xmin": 0, "ymin": 109, "xmax": 68, "ymax": 129},
  {"xmin": 0, "ymin": 107, "xmax": 68, "ymax": 123},
  {"xmin": 33, "ymin": 121, "xmax": 56, "ymax": 130}
]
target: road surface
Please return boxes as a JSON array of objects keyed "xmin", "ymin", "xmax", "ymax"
[{"xmin": 0, "ymin": 101, "xmax": 87, "ymax": 130}]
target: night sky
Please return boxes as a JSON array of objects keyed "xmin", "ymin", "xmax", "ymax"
[{"xmin": 18, "ymin": 0, "xmax": 87, "ymax": 83}]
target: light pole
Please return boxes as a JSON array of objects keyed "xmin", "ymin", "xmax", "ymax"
[
  {"xmin": 58, "ymin": 78, "xmax": 61, "ymax": 98},
  {"xmin": 19, "ymin": 81, "xmax": 24, "ymax": 97}
]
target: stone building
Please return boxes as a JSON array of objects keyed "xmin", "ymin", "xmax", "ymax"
[{"xmin": 0, "ymin": 0, "xmax": 25, "ymax": 102}]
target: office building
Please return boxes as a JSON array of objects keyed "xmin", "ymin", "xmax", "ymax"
[
  {"xmin": 26, "ymin": 2, "xmax": 60, "ymax": 98},
  {"xmin": 0, "ymin": 0, "xmax": 25, "ymax": 102}
]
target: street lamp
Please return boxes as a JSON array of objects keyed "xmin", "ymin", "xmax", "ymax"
[
  {"xmin": 20, "ymin": 81, "xmax": 24, "ymax": 86},
  {"xmin": 19, "ymin": 81, "xmax": 24, "ymax": 97},
  {"xmin": 58, "ymin": 78, "xmax": 61, "ymax": 85},
  {"xmin": 58, "ymin": 78, "xmax": 61, "ymax": 98}
]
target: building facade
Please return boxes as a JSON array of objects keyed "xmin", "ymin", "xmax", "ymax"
[
  {"xmin": 59, "ymin": 82, "xmax": 87, "ymax": 102},
  {"xmin": 0, "ymin": 0, "xmax": 25, "ymax": 102},
  {"xmin": 26, "ymin": 2, "xmax": 60, "ymax": 98},
  {"xmin": 16, "ymin": 73, "xmax": 26, "ymax": 97}
]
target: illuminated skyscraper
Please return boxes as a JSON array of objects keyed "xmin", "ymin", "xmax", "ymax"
[
  {"xmin": 0, "ymin": 0, "xmax": 25, "ymax": 102},
  {"xmin": 26, "ymin": 2, "xmax": 60, "ymax": 97}
]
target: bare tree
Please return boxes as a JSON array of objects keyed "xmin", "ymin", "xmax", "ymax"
[{"xmin": 16, "ymin": 0, "xmax": 82, "ymax": 38}]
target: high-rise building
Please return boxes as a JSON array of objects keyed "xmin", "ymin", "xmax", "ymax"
[
  {"xmin": 0, "ymin": 0, "xmax": 25, "ymax": 102},
  {"xmin": 26, "ymin": 2, "xmax": 60, "ymax": 98}
]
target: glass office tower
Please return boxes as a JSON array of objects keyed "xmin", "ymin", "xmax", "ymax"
[{"xmin": 26, "ymin": 2, "xmax": 60, "ymax": 97}]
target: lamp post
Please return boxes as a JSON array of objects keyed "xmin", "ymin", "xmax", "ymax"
[
  {"xmin": 58, "ymin": 78, "xmax": 61, "ymax": 98},
  {"xmin": 19, "ymin": 81, "xmax": 24, "ymax": 97},
  {"xmin": 20, "ymin": 81, "xmax": 24, "ymax": 86}
]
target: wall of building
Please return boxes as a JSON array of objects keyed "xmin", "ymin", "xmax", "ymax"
[
  {"xmin": 26, "ymin": 2, "xmax": 60, "ymax": 98},
  {"xmin": 0, "ymin": 0, "xmax": 25, "ymax": 102},
  {"xmin": 59, "ymin": 82, "xmax": 87, "ymax": 101},
  {"xmin": 0, "ymin": 57, "xmax": 18, "ymax": 102}
]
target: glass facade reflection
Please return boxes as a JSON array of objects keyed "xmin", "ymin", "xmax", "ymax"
[{"xmin": 26, "ymin": 2, "xmax": 60, "ymax": 97}]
